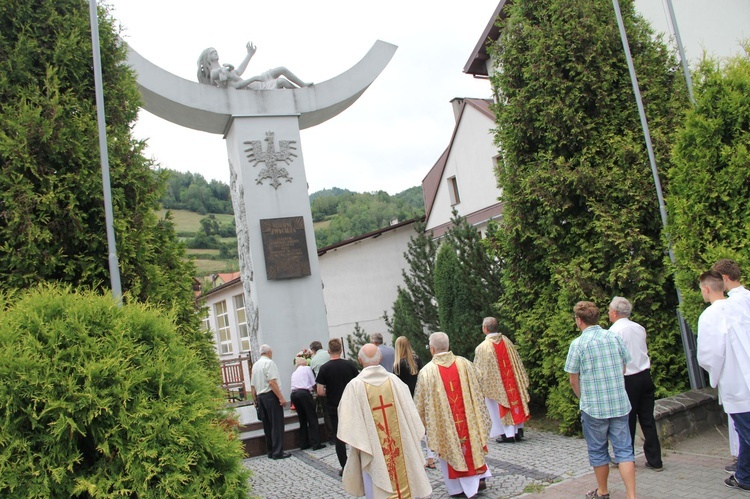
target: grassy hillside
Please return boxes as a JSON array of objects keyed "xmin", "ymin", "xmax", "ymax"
[
  {"xmin": 159, "ymin": 209, "xmax": 238, "ymax": 277},
  {"xmin": 158, "ymin": 209, "xmax": 234, "ymax": 235}
]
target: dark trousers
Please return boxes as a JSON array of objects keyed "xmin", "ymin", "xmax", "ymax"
[
  {"xmin": 291, "ymin": 389, "xmax": 320, "ymax": 448},
  {"xmin": 258, "ymin": 391, "xmax": 285, "ymax": 458},
  {"xmin": 625, "ymin": 369, "xmax": 662, "ymax": 467},
  {"xmin": 317, "ymin": 395, "xmax": 334, "ymax": 442},
  {"xmin": 731, "ymin": 411, "xmax": 750, "ymax": 485},
  {"xmin": 328, "ymin": 409, "xmax": 347, "ymax": 468}
]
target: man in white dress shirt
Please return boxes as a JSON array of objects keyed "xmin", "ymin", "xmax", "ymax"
[
  {"xmin": 608, "ymin": 297, "xmax": 663, "ymax": 471},
  {"xmin": 712, "ymin": 260, "xmax": 750, "ymax": 478},
  {"xmin": 697, "ymin": 269, "xmax": 750, "ymax": 492}
]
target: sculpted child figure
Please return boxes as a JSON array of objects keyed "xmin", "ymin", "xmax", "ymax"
[{"xmin": 197, "ymin": 42, "xmax": 310, "ymax": 90}]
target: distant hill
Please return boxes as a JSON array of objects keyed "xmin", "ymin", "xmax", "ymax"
[
  {"xmin": 158, "ymin": 169, "xmax": 426, "ymax": 253},
  {"xmin": 310, "ymin": 186, "xmax": 425, "ymax": 248}
]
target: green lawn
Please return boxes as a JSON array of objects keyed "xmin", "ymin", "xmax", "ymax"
[
  {"xmin": 158, "ymin": 209, "xmax": 235, "ymax": 234},
  {"xmin": 192, "ymin": 259, "xmax": 239, "ymax": 275},
  {"xmin": 156, "ymin": 209, "xmax": 238, "ymax": 278}
]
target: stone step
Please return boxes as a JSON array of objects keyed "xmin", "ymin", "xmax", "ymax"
[{"xmin": 239, "ymin": 411, "xmax": 332, "ymax": 458}]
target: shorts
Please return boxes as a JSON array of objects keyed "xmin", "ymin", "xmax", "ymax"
[{"xmin": 581, "ymin": 411, "xmax": 634, "ymax": 467}]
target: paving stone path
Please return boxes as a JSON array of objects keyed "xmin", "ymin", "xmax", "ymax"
[{"xmin": 243, "ymin": 426, "xmax": 737, "ymax": 498}]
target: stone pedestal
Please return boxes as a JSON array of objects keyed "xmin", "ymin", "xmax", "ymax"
[{"xmin": 226, "ymin": 116, "xmax": 328, "ymax": 394}]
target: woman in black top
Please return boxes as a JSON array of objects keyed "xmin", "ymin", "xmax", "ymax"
[
  {"xmin": 393, "ymin": 336, "xmax": 435, "ymax": 468},
  {"xmin": 393, "ymin": 336, "xmax": 422, "ymax": 396}
]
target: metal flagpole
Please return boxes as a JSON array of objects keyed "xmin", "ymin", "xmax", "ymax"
[
  {"xmin": 88, "ymin": 0, "xmax": 123, "ymax": 304},
  {"xmin": 665, "ymin": 0, "xmax": 696, "ymax": 106},
  {"xmin": 611, "ymin": 0, "xmax": 705, "ymax": 389}
]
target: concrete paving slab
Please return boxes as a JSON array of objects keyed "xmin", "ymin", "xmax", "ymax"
[{"xmin": 242, "ymin": 423, "xmax": 737, "ymax": 498}]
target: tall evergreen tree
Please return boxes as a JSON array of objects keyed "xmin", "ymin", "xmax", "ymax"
[
  {"xmin": 386, "ymin": 221, "xmax": 440, "ymax": 360},
  {"xmin": 0, "ymin": 0, "xmax": 207, "ymax": 360},
  {"xmin": 489, "ymin": 0, "xmax": 689, "ymax": 430},
  {"xmin": 433, "ymin": 212, "xmax": 504, "ymax": 359},
  {"xmin": 668, "ymin": 48, "xmax": 750, "ymax": 328}
]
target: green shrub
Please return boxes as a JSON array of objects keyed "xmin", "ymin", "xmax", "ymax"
[
  {"xmin": 0, "ymin": 285, "xmax": 250, "ymax": 498},
  {"xmin": 668, "ymin": 48, "xmax": 750, "ymax": 329}
]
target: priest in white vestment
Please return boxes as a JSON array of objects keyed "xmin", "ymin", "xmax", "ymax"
[
  {"xmin": 338, "ymin": 343, "xmax": 432, "ymax": 499},
  {"xmin": 415, "ymin": 332, "xmax": 492, "ymax": 498}
]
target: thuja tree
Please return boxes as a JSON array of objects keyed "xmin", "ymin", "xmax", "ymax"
[
  {"xmin": 385, "ymin": 220, "xmax": 440, "ymax": 362},
  {"xmin": 0, "ymin": 285, "xmax": 250, "ymax": 498},
  {"xmin": 0, "ymin": 1, "xmax": 210, "ymax": 363},
  {"xmin": 387, "ymin": 214, "xmax": 503, "ymax": 361},
  {"xmin": 489, "ymin": 0, "xmax": 689, "ymax": 431},
  {"xmin": 434, "ymin": 212, "xmax": 503, "ymax": 359},
  {"xmin": 668, "ymin": 48, "xmax": 750, "ymax": 328}
]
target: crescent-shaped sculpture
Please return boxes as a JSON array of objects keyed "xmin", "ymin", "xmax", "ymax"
[{"xmin": 126, "ymin": 40, "xmax": 398, "ymax": 135}]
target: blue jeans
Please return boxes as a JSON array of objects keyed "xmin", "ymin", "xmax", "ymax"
[
  {"xmin": 731, "ymin": 411, "xmax": 750, "ymax": 485},
  {"xmin": 581, "ymin": 411, "xmax": 634, "ymax": 467}
]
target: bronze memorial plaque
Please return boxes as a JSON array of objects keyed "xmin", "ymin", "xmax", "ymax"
[{"xmin": 260, "ymin": 217, "xmax": 311, "ymax": 280}]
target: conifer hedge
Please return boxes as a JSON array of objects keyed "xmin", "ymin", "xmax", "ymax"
[
  {"xmin": 668, "ymin": 48, "xmax": 750, "ymax": 328},
  {"xmin": 489, "ymin": 0, "xmax": 689, "ymax": 432},
  {"xmin": 0, "ymin": 286, "xmax": 250, "ymax": 498}
]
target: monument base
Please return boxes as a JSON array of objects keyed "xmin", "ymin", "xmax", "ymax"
[{"xmin": 238, "ymin": 408, "xmax": 332, "ymax": 458}]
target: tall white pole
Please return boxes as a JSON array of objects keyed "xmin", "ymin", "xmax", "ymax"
[
  {"xmin": 88, "ymin": 0, "xmax": 122, "ymax": 304},
  {"xmin": 611, "ymin": 0, "xmax": 704, "ymax": 389}
]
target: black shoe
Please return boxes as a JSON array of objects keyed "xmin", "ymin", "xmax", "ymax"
[
  {"xmin": 645, "ymin": 461, "xmax": 663, "ymax": 472},
  {"xmin": 496, "ymin": 435, "xmax": 516, "ymax": 443},
  {"xmin": 272, "ymin": 452, "xmax": 292, "ymax": 460},
  {"xmin": 726, "ymin": 462, "xmax": 738, "ymax": 474},
  {"xmin": 312, "ymin": 444, "xmax": 327, "ymax": 450},
  {"xmin": 300, "ymin": 445, "xmax": 311, "ymax": 450},
  {"xmin": 725, "ymin": 474, "xmax": 750, "ymax": 492},
  {"xmin": 516, "ymin": 428, "xmax": 524, "ymax": 440},
  {"xmin": 478, "ymin": 478, "xmax": 487, "ymax": 491}
]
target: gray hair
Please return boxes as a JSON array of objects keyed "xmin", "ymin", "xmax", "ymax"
[
  {"xmin": 429, "ymin": 332, "xmax": 449, "ymax": 353},
  {"xmin": 358, "ymin": 344, "xmax": 382, "ymax": 366},
  {"xmin": 482, "ymin": 317, "xmax": 499, "ymax": 333},
  {"xmin": 609, "ymin": 296, "xmax": 632, "ymax": 317},
  {"xmin": 370, "ymin": 332, "xmax": 384, "ymax": 345},
  {"xmin": 259, "ymin": 344, "xmax": 272, "ymax": 356}
]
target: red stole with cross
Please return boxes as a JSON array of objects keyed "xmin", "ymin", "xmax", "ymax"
[
  {"xmin": 493, "ymin": 339, "xmax": 529, "ymax": 425},
  {"xmin": 438, "ymin": 362, "xmax": 488, "ymax": 479}
]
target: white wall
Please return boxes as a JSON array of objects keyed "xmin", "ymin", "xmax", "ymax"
[
  {"xmin": 426, "ymin": 104, "xmax": 501, "ymax": 232},
  {"xmin": 318, "ymin": 223, "xmax": 415, "ymax": 344},
  {"xmin": 635, "ymin": 0, "xmax": 749, "ymax": 62}
]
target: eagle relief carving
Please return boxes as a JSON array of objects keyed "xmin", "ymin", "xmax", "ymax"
[{"xmin": 243, "ymin": 131, "xmax": 297, "ymax": 189}]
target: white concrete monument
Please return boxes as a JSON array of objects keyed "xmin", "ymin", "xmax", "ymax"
[{"xmin": 127, "ymin": 40, "xmax": 397, "ymax": 396}]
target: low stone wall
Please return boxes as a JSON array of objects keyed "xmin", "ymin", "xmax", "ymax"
[{"xmin": 653, "ymin": 387, "xmax": 725, "ymax": 442}]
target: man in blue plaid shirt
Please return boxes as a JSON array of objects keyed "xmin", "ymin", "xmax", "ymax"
[{"xmin": 565, "ymin": 301, "xmax": 636, "ymax": 499}]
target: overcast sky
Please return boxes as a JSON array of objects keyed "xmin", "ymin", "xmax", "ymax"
[{"xmin": 109, "ymin": 0, "xmax": 749, "ymax": 195}]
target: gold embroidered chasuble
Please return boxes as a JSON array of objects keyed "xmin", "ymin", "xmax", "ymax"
[
  {"xmin": 338, "ymin": 366, "xmax": 431, "ymax": 499},
  {"xmin": 414, "ymin": 352, "xmax": 490, "ymax": 472},
  {"xmin": 474, "ymin": 334, "xmax": 531, "ymax": 426}
]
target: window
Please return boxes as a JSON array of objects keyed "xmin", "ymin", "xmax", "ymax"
[
  {"xmin": 214, "ymin": 300, "xmax": 233, "ymax": 355},
  {"xmin": 447, "ymin": 176, "xmax": 461, "ymax": 205},
  {"xmin": 234, "ymin": 293, "xmax": 251, "ymax": 352}
]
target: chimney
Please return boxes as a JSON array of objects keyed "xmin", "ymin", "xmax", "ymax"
[{"xmin": 450, "ymin": 97, "xmax": 465, "ymax": 122}]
